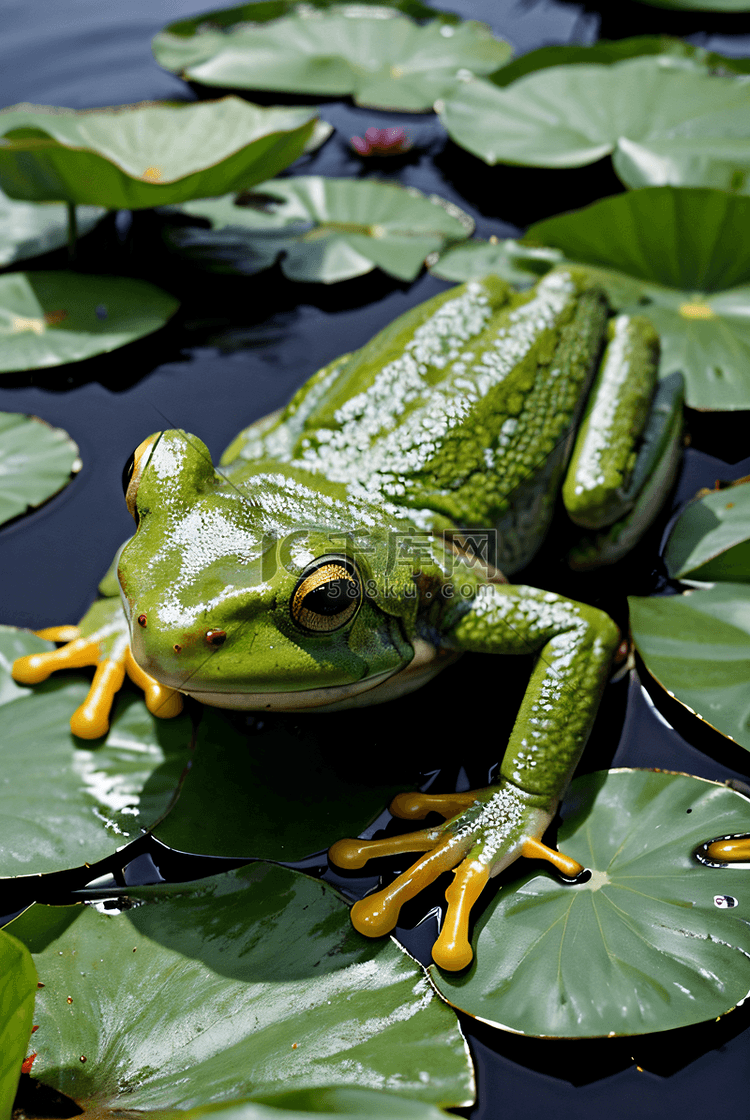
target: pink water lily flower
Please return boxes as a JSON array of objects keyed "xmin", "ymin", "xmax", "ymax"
[{"xmin": 350, "ymin": 126, "xmax": 412, "ymax": 156}]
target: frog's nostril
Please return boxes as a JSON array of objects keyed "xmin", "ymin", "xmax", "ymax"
[
  {"xmin": 137, "ymin": 613, "xmax": 147, "ymax": 627},
  {"xmin": 206, "ymin": 629, "xmax": 227, "ymax": 648},
  {"xmin": 173, "ymin": 643, "xmax": 182, "ymax": 653}
]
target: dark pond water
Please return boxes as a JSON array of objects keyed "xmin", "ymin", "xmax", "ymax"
[{"xmin": 1, "ymin": 1, "xmax": 750, "ymax": 1117}]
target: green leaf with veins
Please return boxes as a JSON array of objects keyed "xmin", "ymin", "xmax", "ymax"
[
  {"xmin": 0, "ymin": 929, "xmax": 36, "ymax": 1120},
  {"xmin": 436, "ymin": 57, "xmax": 750, "ymax": 193},
  {"xmin": 0, "ymin": 413, "xmax": 80, "ymax": 526},
  {"xmin": 6, "ymin": 865, "xmax": 474, "ymax": 1112},
  {"xmin": 630, "ymin": 585, "xmax": 750, "ymax": 750},
  {"xmin": 0, "ymin": 271, "xmax": 179, "ymax": 373},
  {"xmin": 431, "ymin": 769, "xmax": 750, "ymax": 1036},
  {"xmin": 664, "ymin": 478, "xmax": 750, "ymax": 583},
  {"xmin": 524, "ymin": 187, "xmax": 750, "ymax": 410},
  {"xmin": 488, "ymin": 35, "xmax": 750, "ymax": 88},
  {"xmin": 166, "ymin": 177, "xmax": 473, "ymax": 282},
  {"xmin": 0, "ymin": 99, "xmax": 316, "ymax": 209},
  {"xmin": 153, "ymin": 4, "xmax": 509, "ymax": 113},
  {"xmin": 0, "ymin": 187, "xmax": 105, "ymax": 267}
]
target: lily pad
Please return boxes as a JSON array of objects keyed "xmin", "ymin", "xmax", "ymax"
[
  {"xmin": 0, "ymin": 188, "xmax": 105, "ymax": 267},
  {"xmin": 432, "ymin": 769, "xmax": 750, "ymax": 1036},
  {"xmin": 7, "ymin": 864, "xmax": 474, "ymax": 1112},
  {"xmin": 0, "ymin": 99, "xmax": 317, "ymax": 209},
  {"xmin": 0, "ymin": 929, "xmax": 36, "ymax": 1120},
  {"xmin": 629, "ymin": 584, "xmax": 750, "ymax": 750},
  {"xmin": 167, "ymin": 177, "xmax": 473, "ymax": 282},
  {"xmin": 488, "ymin": 36, "xmax": 750, "ymax": 88},
  {"xmin": 436, "ymin": 57, "xmax": 750, "ymax": 192},
  {"xmin": 153, "ymin": 4, "xmax": 510, "ymax": 113},
  {"xmin": 156, "ymin": 1090, "xmax": 456, "ymax": 1120},
  {"xmin": 524, "ymin": 188, "xmax": 750, "ymax": 411},
  {"xmin": 427, "ymin": 238, "xmax": 562, "ymax": 286},
  {"xmin": 0, "ymin": 413, "xmax": 80, "ymax": 526},
  {"xmin": 635, "ymin": 0, "xmax": 750, "ymax": 8},
  {"xmin": 152, "ymin": 707, "xmax": 418, "ymax": 861},
  {"xmin": 0, "ymin": 271, "xmax": 179, "ymax": 372},
  {"xmin": 0, "ymin": 625, "xmax": 194, "ymax": 878},
  {"xmin": 664, "ymin": 479, "xmax": 750, "ymax": 581}
]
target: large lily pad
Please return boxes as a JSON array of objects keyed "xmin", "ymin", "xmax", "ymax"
[
  {"xmin": 0, "ymin": 625, "xmax": 194, "ymax": 877},
  {"xmin": 635, "ymin": 0, "xmax": 750, "ymax": 8},
  {"xmin": 7, "ymin": 864, "xmax": 474, "ymax": 1112},
  {"xmin": 489, "ymin": 36, "xmax": 750, "ymax": 88},
  {"xmin": 436, "ymin": 57, "xmax": 750, "ymax": 192},
  {"xmin": 0, "ymin": 626, "xmax": 417, "ymax": 872},
  {"xmin": 664, "ymin": 479, "xmax": 750, "ymax": 582},
  {"xmin": 155, "ymin": 1091, "xmax": 455, "ymax": 1120},
  {"xmin": 152, "ymin": 707, "xmax": 417, "ymax": 861},
  {"xmin": 0, "ymin": 188, "xmax": 105, "ymax": 267},
  {"xmin": 630, "ymin": 584, "xmax": 750, "ymax": 750},
  {"xmin": 167, "ymin": 177, "xmax": 473, "ymax": 282},
  {"xmin": 432, "ymin": 769, "xmax": 750, "ymax": 1036},
  {"xmin": 0, "ymin": 929, "xmax": 36, "ymax": 1120},
  {"xmin": 524, "ymin": 188, "xmax": 750, "ymax": 411},
  {"xmin": 0, "ymin": 271, "xmax": 179, "ymax": 372},
  {"xmin": 0, "ymin": 99, "xmax": 317, "ymax": 209},
  {"xmin": 153, "ymin": 4, "xmax": 509, "ymax": 113},
  {"xmin": 0, "ymin": 413, "xmax": 80, "ymax": 526}
]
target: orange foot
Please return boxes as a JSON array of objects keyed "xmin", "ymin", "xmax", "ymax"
[
  {"xmin": 329, "ymin": 787, "xmax": 583, "ymax": 971},
  {"xmin": 13, "ymin": 620, "xmax": 183, "ymax": 739}
]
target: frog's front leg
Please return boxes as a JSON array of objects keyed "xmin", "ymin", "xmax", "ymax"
[
  {"xmin": 12, "ymin": 593, "xmax": 183, "ymax": 739},
  {"xmin": 329, "ymin": 585, "xmax": 620, "ymax": 970}
]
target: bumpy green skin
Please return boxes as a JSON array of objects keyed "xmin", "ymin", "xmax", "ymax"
[
  {"xmin": 111, "ymin": 267, "xmax": 672, "ymax": 877},
  {"xmin": 563, "ymin": 314, "xmax": 660, "ymax": 530}
]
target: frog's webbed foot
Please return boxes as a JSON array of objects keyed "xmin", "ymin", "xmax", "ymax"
[
  {"xmin": 12, "ymin": 603, "xmax": 183, "ymax": 739},
  {"xmin": 329, "ymin": 786, "xmax": 583, "ymax": 971}
]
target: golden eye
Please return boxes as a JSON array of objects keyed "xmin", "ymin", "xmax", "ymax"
[
  {"xmin": 291, "ymin": 556, "xmax": 361, "ymax": 633},
  {"xmin": 122, "ymin": 433, "xmax": 160, "ymax": 523}
]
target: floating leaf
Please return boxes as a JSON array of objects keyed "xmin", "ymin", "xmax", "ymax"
[
  {"xmin": 155, "ymin": 1090, "xmax": 457, "ymax": 1120},
  {"xmin": 0, "ymin": 188, "xmax": 105, "ymax": 267},
  {"xmin": 7, "ymin": 865, "xmax": 474, "ymax": 1112},
  {"xmin": 488, "ymin": 36, "xmax": 750, "ymax": 88},
  {"xmin": 0, "ymin": 413, "xmax": 80, "ymax": 526},
  {"xmin": 436, "ymin": 57, "xmax": 750, "ymax": 192},
  {"xmin": 0, "ymin": 99, "xmax": 317, "ymax": 209},
  {"xmin": 0, "ymin": 626, "xmax": 417, "ymax": 871},
  {"xmin": 664, "ymin": 479, "xmax": 750, "ymax": 581},
  {"xmin": 153, "ymin": 708, "xmax": 418, "ymax": 860},
  {"xmin": 630, "ymin": 584, "xmax": 750, "ymax": 750},
  {"xmin": 524, "ymin": 188, "xmax": 750, "ymax": 410},
  {"xmin": 0, "ymin": 929, "xmax": 36, "ymax": 1120},
  {"xmin": 0, "ymin": 626, "xmax": 194, "ymax": 877},
  {"xmin": 153, "ymin": 4, "xmax": 509, "ymax": 113},
  {"xmin": 167, "ymin": 177, "xmax": 473, "ymax": 282},
  {"xmin": 634, "ymin": 0, "xmax": 750, "ymax": 9},
  {"xmin": 0, "ymin": 271, "xmax": 179, "ymax": 372},
  {"xmin": 432, "ymin": 769, "xmax": 750, "ymax": 1036},
  {"xmin": 428, "ymin": 238, "xmax": 562, "ymax": 286}
]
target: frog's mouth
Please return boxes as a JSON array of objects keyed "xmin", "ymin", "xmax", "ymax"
[{"xmin": 176, "ymin": 640, "xmax": 461, "ymax": 713}]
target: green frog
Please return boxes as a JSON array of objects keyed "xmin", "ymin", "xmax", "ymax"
[{"xmin": 13, "ymin": 267, "xmax": 684, "ymax": 970}]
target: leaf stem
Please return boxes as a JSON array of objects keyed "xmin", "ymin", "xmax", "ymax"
[{"xmin": 67, "ymin": 202, "xmax": 78, "ymax": 265}]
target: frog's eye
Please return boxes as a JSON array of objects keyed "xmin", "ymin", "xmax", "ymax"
[
  {"xmin": 122, "ymin": 434, "xmax": 160, "ymax": 523},
  {"xmin": 291, "ymin": 556, "xmax": 361, "ymax": 633}
]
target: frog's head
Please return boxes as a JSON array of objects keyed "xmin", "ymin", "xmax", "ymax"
[{"xmin": 118, "ymin": 430, "xmax": 424, "ymax": 710}]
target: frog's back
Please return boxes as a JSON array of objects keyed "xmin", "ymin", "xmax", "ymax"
[{"xmin": 223, "ymin": 268, "xmax": 608, "ymax": 573}]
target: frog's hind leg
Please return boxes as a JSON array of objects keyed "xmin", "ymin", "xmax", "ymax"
[{"xmin": 562, "ymin": 309, "xmax": 684, "ymax": 568}]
